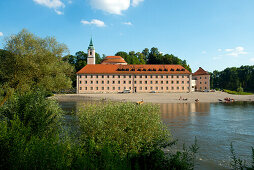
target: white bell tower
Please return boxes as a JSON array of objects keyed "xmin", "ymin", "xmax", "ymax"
[{"xmin": 87, "ymin": 38, "xmax": 95, "ymax": 64}]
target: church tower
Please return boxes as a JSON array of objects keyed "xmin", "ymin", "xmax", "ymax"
[{"xmin": 87, "ymin": 38, "xmax": 95, "ymax": 64}]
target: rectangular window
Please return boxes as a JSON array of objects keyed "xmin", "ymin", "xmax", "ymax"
[
  {"xmin": 91, "ymin": 75, "xmax": 93, "ymax": 78},
  {"xmin": 102, "ymin": 87, "xmax": 104, "ymax": 90},
  {"xmin": 145, "ymin": 87, "xmax": 147, "ymax": 90},
  {"xmin": 135, "ymin": 75, "xmax": 137, "ymax": 78},
  {"xmin": 187, "ymin": 81, "xmax": 189, "ymax": 84},
  {"xmin": 85, "ymin": 81, "xmax": 87, "ymax": 84},
  {"xmin": 171, "ymin": 75, "xmax": 174, "ymax": 78},
  {"xmin": 161, "ymin": 81, "xmax": 163, "ymax": 84},
  {"xmin": 187, "ymin": 75, "xmax": 189, "ymax": 78},
  {"xmin": 85, "ymin": 75, "xmax": 87, "ymax": 78},
  {"xmin": 177, "ymin": 87, "xmax": 179, "ymax": 90},
  {"xmin": 80, "ymin": 87, "xmax": 82, "ymax": 90},
  {"xmin": 124, "ymin": 75, "xmax": 126, "ymax": 78},
  {"xmin": 96, "ymin": 87, "xmax": 98, "ymax": 90},
  {"xmin": 107, "ymin": 75, "xmax": 109, "ymax": 78},
  {"xmin": 124, "ymin": 81, "xmax": 126, "ymax": 84},
  {"xmin": 150, "ymin": 75, "xmax": 152, "ymax": 78},
  {"xmin": 145, "ymin": 81, "xmax": 147, "ymax": 84},
  {"xmin": 182, "ymin": 81, "xmax": 184, "ymax": 84},
  {"xmin": 161, "ymin": 87, "xmax": 163, "ymax": 90},
  {"xmin": 129, "ymin": 81, "xmax": 131, "ymax": 84},
  {"xmin": 177, "ymin": 76, "xmax": 179, "ymax": 78},
  {"xmin": 80, "ymin": 75, "xmax": 82, "ymax": 78},
  {"xmin": 112, "ymin": 81, "xmax": 115, "ymax": 84},
  {"xmin": 151, "ymin": 87, "xmax": 153, "ymax": 90},
  {"xmin": 205, "ymin": 82, "xmax": 207, "ymax": 84},
  {"xmin": 140, "ymin": 87, "xmax": 142, "ymax": 90},
  {"xmin": 113, "ymin": 87, "xmax": 115, "ymax": 90},
  {"xmin": 200, "ymin": 77, "xmax": 202, "ymax": 79},
  {"xmin": 156, "ymin": 81, "xmax": 158, "ymax": 84},
  {"xmin": 113, "ymin": 75, "xmax": 115, "ymax": 78},
  {"xmin": 80, "ymin": 81, "xmax": 82, "ymax": 84},
  {"xmin": 177, "ymin": 81, "xmax": 179, "ymax": 84},
  {"xmin": 118, "ymin": 81, "xmax": 120, "ymax": 84},
  {"xmin": 118, "ymin": 75, "xmax": 120, "ymax": 78},
  {"xmin": 102, "ymin": 75, "xmax": 104, "ymax": 78},
  {"xmin": 182, "ymin": 75, "xmax": 184, "ymax": 78},
  {"xmin": 166, "ymin": 87, "xmax": 168, "ymax": 90},
  {"xmin": 140, "ymin": 81, "xmax": 142, "ymax": 84},
  {"xmin": 161, "ymin": 75, "xmax": 163, "ymax": 78},
  {"xmin": 96, "ymin": 81, "xmax": 98, "ymax": 84},
  {"xmin": 91, "ymin": 81, "xmax": 93, "ymax": 84},
  {"xmin": 200, "ymin": 82, "xmax": 202, "ymax": 84},
  {"xmin": 134, "ymin": 81, "xmax": 137, "ymax": 84},
  {"xmin": 145, "ymin": 75, "xmax": 147, "ymax": 78},
  {"xmin": 96, "ymin": 75, "xmax": 98, "ymax": 78},
  {"xmin": 172, "ymin": 87, "xmax": 174, "ymax": 90},
  {"xmin": 129, "ymin": 75, "xmax": 131, "ymax": 78},
  {"xmin": 85, "ymin": 87, "xmax": 87, "ymax": 90},
  {"xmin": 182, "ymin": 87, "xmax": 184, "ymax": 90},
  {"xmin": 91, "ymin": 87, "xmax": 93, "ymax": 90},
  {"xmin": 118, "ymin": 87, "xmax": 120, "ymax": 90},
  {"xmin": 166, "ymin": 81, "xmax": 168, "ymax": 84},
  {"xmin": 156, "ymin": 75, "xmax": 158, "ymax": 78},
  {"xmin": 107, "ymin": 87, "xmax": 109, "ymax": 90},
  {"xmin": 156, "ymin": 87, "xmax": 158, "ymax": 90},
  {"xmin": 102, "ymin": 81, "xmax": 104, "ymax": 84},
  {"xmin": 140, "ymin": 75, "xmax": 142, "ymax": 78},
  {"xmin": 171, "ymin": 81, "xmax": 174, "ymax": 84},
  {"xmin": 107, "ymin": 81, "xmax": 109, "ymax": 84},
  {"xmin": 205, "ymin": 77, "xmax": 207, "ymax": 79}
]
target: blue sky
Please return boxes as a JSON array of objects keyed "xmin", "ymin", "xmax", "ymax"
[{"xmin": 0, "ymin": 0, "xmax": 254, "ymax": 72}]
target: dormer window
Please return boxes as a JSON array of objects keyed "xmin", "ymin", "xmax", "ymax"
[{"xmin": 90, "ymin": 51, "xmax": 92, "ymax": 55}]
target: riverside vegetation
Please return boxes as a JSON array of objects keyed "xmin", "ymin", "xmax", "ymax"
[{"xmin": 0, "ymin": 90, "xmax": 199, "ymax": 169}]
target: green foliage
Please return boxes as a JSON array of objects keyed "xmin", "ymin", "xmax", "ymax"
[
  {"xmin": 210, "ymin": 66, "xmax": 254, "ymax": 92},
  {"xmin": 223, "ymin": 89, "xmax": 253, "ymax": 95},
  {"xmin": 77, "ymin": 102, "xmax": 171, "ymax": 157},
  {"xmin": 115, "ymin": 47, "xmax": 192, "ymax": 72},
  {"xmin": 0, "ymin": 90, "xmax": 62, "ymax": 137},
  {"xmin": 0, "ymin": 29, "xmax": 74, "ymax": 93},
  {"xmin": 237, "ymin": 86, "xmax": 244, "ymax": 93},
  {"xmin": 230, "ymin": 143, "xmax": 254, "ymax": 170}
]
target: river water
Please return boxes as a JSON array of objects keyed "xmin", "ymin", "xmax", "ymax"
[{"xmin": 59, "ymin": 100, "xmax": 254, "ymax": 169}]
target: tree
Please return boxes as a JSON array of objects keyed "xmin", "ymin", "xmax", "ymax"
[{"xmin": 0, "ymin": 29, "xmax": 74, "ymax": 95}]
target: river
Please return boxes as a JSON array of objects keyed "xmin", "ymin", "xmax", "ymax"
[{"xmin": 58, "ymin": 100, "xmax": 254, "ymax": 169}]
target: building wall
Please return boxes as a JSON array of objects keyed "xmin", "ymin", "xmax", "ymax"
[
  {"xmin": 192, "ymin": 75, "xmax": 210, "ymax": 91},
  {"xmin": 77, "ymin": 74, "xmax": 192, "ymax": 93}
]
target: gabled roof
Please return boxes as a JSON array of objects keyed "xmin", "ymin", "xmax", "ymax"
[
  {"xmin": 193, "ymin": 67, "xmax": 209, "ymax": 76},
  {"xmin": 77, "ymin": 64, "xmax": 191, "ymax": 75}
]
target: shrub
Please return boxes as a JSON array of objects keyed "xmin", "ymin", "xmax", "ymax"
[
  {"xmin": 77, "ymin": 102, "xmax": 171, "ymax": 157},
  {"xmin": 0, "ymin": 90, "xmax": 62, "ymax": 137},
  {"xmin": 237, "ymin": 87, "xmax": 244, "ymax": 93}
]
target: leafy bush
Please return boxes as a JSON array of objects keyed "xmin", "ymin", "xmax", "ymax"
[
  {"xmin": 224, "ymin": 89, "xmax": 253, "ymax": 95},
  {"xmin": 77, "ymin": 102, "xmax": 171, "ymax": 157},
  {"xmin": 237, "ymin": 87, "xmax": 244, "ymax": 93},
  {"xmin": 0, "ymin": 90, "xmax": 62, "ymax": 137}
]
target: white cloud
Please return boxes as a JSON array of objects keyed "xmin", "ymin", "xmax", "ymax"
[
  {"xmin": 90, "ymin": 0, "xmax": 144, "ymax": 15},
  {"xmin": 90, "ymin": 0, "xmax": 130, "ymax": 15},
  {"xmin": 81, "ymin": 19, "xmax": 106, "ymax": 27},
  {"xmin": 226, "ymin": 46, "xmax": 247, "ymax": 57},
  {"xmin": 132, "ymin": 0, "xmax": 144, "ymax": 7},
  {"xmin": 68, "ymin": 0, "xmax": 72, "ymax": 4},
  {"xmin": 250, "ymin": 58, "xmax": 254, "ymax": 62},
  {"xmin": 217, "ymin": 49, "xmax": 222, "ymax": 52},
  {"xmin": 33, "ymin": 0, "xmax": 65, "ymax": 14},
  {"xmin": 123, "ymin": 22, "xmax": 132, "ymax": 26},
  {"xmin": 0, "ymin": 32, "xmax": 3, "ymax": 36},
  {"xmin": 201, "ymin": 51, "xmax": 207, "ymax": 54}
]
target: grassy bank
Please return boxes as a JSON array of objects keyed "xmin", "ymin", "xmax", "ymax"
[{"xmin": 224, "ymin": 89, "xmax": 253, "ymax": 95}]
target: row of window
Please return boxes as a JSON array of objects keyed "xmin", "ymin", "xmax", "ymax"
[
  {"xmin": 80, "ymin": 80, "xmax": 190, "ymax": 85},
  {"xmin": 79, "ymin": 75, "xmax": 190, "ymax": 79},
  {"xmin": 200, "ymin": 82, "xmax": 208, "ymax": 84},
  {"xmin": 80, "ymin": 86, "xmax": 189, "ymax": 91}
]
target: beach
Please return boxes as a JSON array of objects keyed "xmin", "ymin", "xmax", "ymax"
[{"xmin": 53, "ymin": 91, "xmax": 254, "ymax": 103}]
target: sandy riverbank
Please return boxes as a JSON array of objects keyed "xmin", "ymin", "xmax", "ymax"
[{"xmin": 52, "ymin": 91, "xmax": 254, "ymax": 103}]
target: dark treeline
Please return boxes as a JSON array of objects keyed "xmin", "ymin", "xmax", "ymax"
[
  {"xmin": 63, "ymin": 47, "xmax": 192, "ymax": 74},
  {"xmin": 115, "ymin": 47, "xmax": 192, "ymax": 72},
  {"xmin": 210, "ymin": 65, "xmax": 254, "ymax": 92}
]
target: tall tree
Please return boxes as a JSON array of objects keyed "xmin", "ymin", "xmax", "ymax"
[{"xmin": 0, "ymin": 29, "xmax": 74, "ymax": 95}]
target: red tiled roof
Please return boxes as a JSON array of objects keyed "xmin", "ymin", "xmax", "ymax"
[
  {"xmin": 77, "ymin": 64, "xmax": 191, "ymax": 74},
  {"xmin": 101, "ymin": 56, "xmax": 127, "ymax": 64},
  {"xmin": 193, "ymin": 67, "xmax": 209, "ymax": 76}
]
